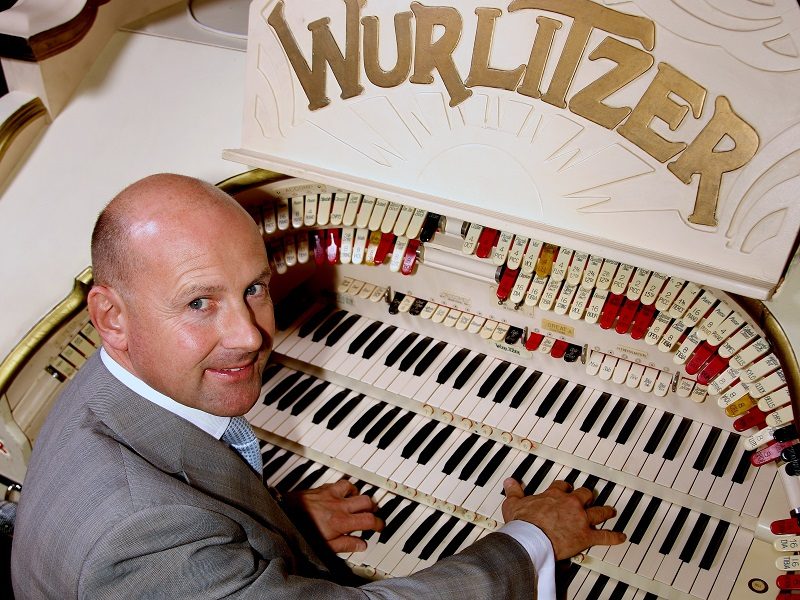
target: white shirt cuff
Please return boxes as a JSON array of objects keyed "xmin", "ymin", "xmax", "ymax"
[{"xmin": 498, "ymin": 520, "xmax": 556, "ymax": 600}]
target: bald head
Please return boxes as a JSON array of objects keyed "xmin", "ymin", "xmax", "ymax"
[{"xmin": 91, "ymin": 174, "xmax": 254, "ymax": 294}]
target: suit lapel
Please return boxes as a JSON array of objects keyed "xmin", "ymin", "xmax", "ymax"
[{"xmin": 84, "ymin": 354, "xmax": 328, "ymax": 573}]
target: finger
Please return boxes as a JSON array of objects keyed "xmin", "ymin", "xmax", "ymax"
[
  {"xmin": 587, "ymin": 529, "xmax": 627, "ymax": 547},
  {"xmin": 571, "ymin": 486, "xmax": 594, "ymax": 506},
  {"xmin": 546, "ymin": 480, "xmax": 573, "ymax": 494},
  {"xmin": 503, "ymin": 478, "xmax": 525, "ymax": 499},
  {"xmin": 331, "ymin": 479, "xmax": 358, "ymax": 498},
  {"xmin": 344, "ymin": 493, "xmax": 377, "ymax": 514},
  {"xmin": 338, "ymin": 512, "xmax": 383, "ymax": 534},
  {"xmin": 586, "ymin": 505, "xmax": 617, "ymax": 526},
  {"xmin": 328, "ymin": 535, "xmax": 367, "ymax": 553}
]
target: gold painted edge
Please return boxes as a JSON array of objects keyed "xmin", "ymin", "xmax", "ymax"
[
  {"xmin": 733, "ymin": 294, "xmax": 800, "ymax": 431},
  {"xmin": 0, "ymin": 97, "xmax": 47, "ymax": 167},
  {"xmin": 0, "ymin": 267, "xmax": 92, "ymax": 398},
  {"xmin": 216, "ymin": 168, "xmax": 291, "ymax": 196}
]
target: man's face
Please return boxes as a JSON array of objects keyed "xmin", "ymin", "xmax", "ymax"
[{"xmin": 122, "ymin": 207, "xmax": 274, "ymax": 416}]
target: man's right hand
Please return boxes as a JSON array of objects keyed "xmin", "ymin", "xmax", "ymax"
[{"xmin": 501, "ymin": 478, "xmax": 626, "ymax": 561}]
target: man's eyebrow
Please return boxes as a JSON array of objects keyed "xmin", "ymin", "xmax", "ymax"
[
  {"xmin": 177, "ymin": 283, "xmax": 225, "ymax": 300},
  {"xmin": 254, "ymin": 266, "xmax": 272, "ymax": 282}
]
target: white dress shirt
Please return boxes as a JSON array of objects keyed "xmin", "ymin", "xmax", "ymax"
[{"xmin": 100, "ymin": 347, "xmax": 556, "ymax": 598}]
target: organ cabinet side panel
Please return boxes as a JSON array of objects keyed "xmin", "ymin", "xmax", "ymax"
[{"xmin": 3, "ymin": 169, "xmax": 800, "ymax": 600}]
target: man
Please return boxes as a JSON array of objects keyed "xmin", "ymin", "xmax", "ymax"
[{"xmin": 12, "ymin": 174, "xmax": 624, "ymax": 599}]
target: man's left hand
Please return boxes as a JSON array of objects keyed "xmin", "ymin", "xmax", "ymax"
[{"xmin": 285, "ymin": 479, "xmax": 383, "ymax": 553}]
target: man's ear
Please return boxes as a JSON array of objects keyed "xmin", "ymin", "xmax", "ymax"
[{"xmin": 87, "ymin": 285, "xmax": 129, "ymax": 352}]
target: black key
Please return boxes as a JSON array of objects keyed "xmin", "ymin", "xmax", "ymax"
[
  {"xmin": 699, "ymin": 520, "xmax": 730, "ymax": 570},
  {"xmin": 563, "ymin": 344, "xmax": 582, "ymax": 362},
  {"xmin": 414, "ymin": 340, "xmax": 449, "ymax": 376},
  {"xmin": 379, "ymin": 502, "xmax": 417, "ymax": 543},
  {"xmin": 276, "ymin": 377, "xmax": 316, "ymax": 412},
  {"xmin": 453, "ymin": 353, "xmax": 487, "ymax": 389},
  {"xmin": 348, "ymin": 402, "xmax": 387, "ymax": 438},
  {"xmin": 436, "ymin": 348, "xmax": 471, "ymax": 384},
  {"xmin": 679, "ymin": 513, "xmax": 710, "ymax": 563},
  {"xmin": 582, "ymin": 475, "xmax": 600, "ymax": 493},
  {"xmin": 492, "ymin": 365, "xmax": 527, "ymax": 404},
  {"xmin": 659, "ymin": 506, "xmax": 690, "ymax": 555},
  {"xmin": 614, "ymin": 403, "xmax": 645, "ymax": 444},
  {"xmin": 275, "ymin": 459, "xmax": 315, "ymax": 492},
  {"xmin": 409, "ymin": 298, "xmax": 428, "ymax": 315},
  {"xmin": 347, "ymin": 320, "xmax": 382, "ymax": 354},
  {"xmin": 663, "ymin": 417, "xmax": 693, "ymax": 461},
  {"xmin": 384, "ymin": 332, "xmax": 420, "ymax": 367},
  {"xmin": 524, "ymin": 459, "xmax": 555, "ymax": 495},
  {"xmin": 595, "ymin": 481, "xmax": 616, "ymax": 507},
  {"xmin": 363, "ymin": 406, "xmax": 402, "ymax": 445},
  {"xmin": 419, "ymin": 212, "xmax": 440, "ymax": 242},
  {"xmin": 477, "ymin": 361, "xmax": 512, "ymax": 398},
  {"xmin": 509, "ymin": 454, "xmax": 537, "ymax": 485},
  {"xmin": 437, "ymin": 522, "xmax": 476, "ymax": 560},
  {"xmin": 325, "ymin": 314, "xmax": 361, "ymax": 347},
  {"xmin": 297, "ymin": 305, "xmax": 335, "ymax": 338},
  {"xmin": 261, "ymin": 363, "xmax": 283, "ymax": 385},
  {"xmin": 459, "ymin": 440, "xmax": 497, "ymax": 481},
  {"xmin": 552, "ymin": 384, "xmax": 586, "ymax": 423},
  {"xmin": 504, "ymin": 326, "xmax": 524, "ymax": 345},
  {"xmin": 399, "ymin": 337, "xmax": 434, "ymax": 372},
  {"xmin": 262, "ymin": 451, "xmax": 293, "ymax": 480},
  {"xmin": 365, "ymin": 496, "xmax": 404, "ymax": 541},
  {"xmin": 693, "ymin": 427, "xmax": 722, "ymax": 471},
  {"xmin": 388, "ymin": 292, "xmax": 405, "ymax": 315},
  {"xmin": 613, "ymin": 490, "xmax": 643, "ymax": 533},
  {"xmin": 580, "ymin": 392, "xmax": 611, "ymax": 432},
  {"xmin": 401, "ymin": 420, "xmax": 439, "ymax": 459},
  {"xmin": 419, "ymin": 516, "xmax": 460, "ymax": 560},
  {"xmin": 311, "ymin": 310, "xmax": 348, "ymax": 342},
  {"xmin": 534, "ymin": 379, "xmax": 568, "ymax": 417},
  {"xmin": 564, "ymin": 469, "xmax": 581, "ymax": 486},
  {"xmin": 629, "ymin": 496, "xmax": 661, "ymax": 544},
  {"xmin": 296, "ymin": 465, "xmax": 330, "ymax": 490},
  {"xmin": 290, "ymin": 380, "xmax": 330, "ymax": 416},
  {"xmin": 643, "ymin": 594, "xmax": 659, "ymax": 600},
  {"xmin": 327, "ymin": 394, "xmax": 364, "ymax": 430},
  {"xmin": 443, "ymin": 435, "xmax": 480, "ymax": 474},
  {"xmin": 378, "ymin": 412, "xmax": 415, "ymax": 450},
  {"xmin": 475, "ymin": 445, "xmax": 512, "ymax": 487},
  {"xmin": 362, "ymin": 325, "xmax": 397, "ymax": 359},
  {"xmin": 608, "ymin": 581, "xmax": 629, "ymax": 600},
  {"xmin": 403, "ymin": 511, "xmax": 443, "ymax": 554},
  {"xmin": 562, "ymin": 562, "xmax": 582, "ymax": 587},
  {"xmin": 263, "ymin": 371, "xmax": 303, "ymax": 406},
  {"xmin": 643, "ymin": 412, "xmax": 675, "ymax": 454},
  {"xmin": 260, "ymin": 444, "xmax": 282, "ymax": 465},
  {"xmin": 509, "ymin": 370, "xmax": 542, "ymax": 409},
  {"xmin": 312, "ymin": 388, "xmax": 351, "ymax": 424},
  {"xmin": 587, "ymin": 574, "xmax": 611, "ymax": 598},
  {"xmin": 419, "ymin": 425, "xmax": 456, "ymax": 465},
  {"xmin": 731, "ymin": 450, "xmax": 753, "ymax": 484},
  {"xmin": 597, "ymin": 398, "xmax": 627, "ymax": 438},
  {"xmin": 711, "ymin": 432, "xmax": 740, "ymax": 477}
]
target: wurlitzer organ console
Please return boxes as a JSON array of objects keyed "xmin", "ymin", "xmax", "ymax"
[{"xmin": 3, "ymin": 1, "xmax": 800, "ymax": 599}]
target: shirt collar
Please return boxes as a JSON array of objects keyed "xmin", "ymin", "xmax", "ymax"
[{"xmin": 100, "ymin": 347, "xmax": 230, "ymax": 439}]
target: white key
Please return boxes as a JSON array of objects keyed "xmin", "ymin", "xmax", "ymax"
[
  {"xmin": 367, "ymin": 198, "xmax": 389, "ymax": 231},
  {"xmin": 669, "ymin": 282, "xmax": 701, "ymax": 318},
  {"xmin": 317, "ymin": 193, "xmax": 333, "ymax": 225},
  {"xmin": 566, "ymin": 251, "xmax": 589, "ymax": 286},
  {"xmin": 640, "ymin": 272, "xmax": 668, "ymax": 305},
  {"xmin": 585, "ymin": 350, "xmax": 603, "ymax": 376},
  {"xmin": 492, "ymin": 231, "xmax": 515, "ymax": 266},
  {"xmin": 603, "ymin": 404, "xmax": 656, "ymax": 470},
  {"xmin": 329, "ymin": 192, "xmax": 347, "ymax": 226},
  {"xmin": 263, "ymin": 203, "xmax": 278, "ymax": 233},
  {"xmin": 719, "ymin": 324, "xmax": 758, "ymax": 358},
  {"xmin": 682, "ymin": 291, "xmax": 717, "ymax": 327},
  {"xmin": 355, "ymin": 195, "xmax": 375, "ymax": 228},
  {"xmin": 351, "ymin": 228, "xmax": 370, "ymax": 264},
  {"xmin": 462, "ymin": 223, "xmax": 483, "ymax": 255},
  {"xmin": 550, "ymin": 247, "xmax": 573, "ymax": 282},
  {"xmin": 276, "ymin": 198, "xmax": 290, "ymax": 230},
  {"xmin": 626, "ymin": 267, "xmax": 651, "ymax": 301},
  {"xmin": 598, "ymin": 354, "xmax": 617, "ymax": 381},
  {"xmin": 644, "ymin": 311, "xmax": 672, "ymax": 346},
  {"xmin": 554, "ymin": 282, "xmax": 578, "ymax": 315},
  {"xmin": 523, "ymin": 275, "xmax": 548, "ymax": 307},
  {"xmin": 392, "ymin": 205, "xmax": 415, "ymax": 237},
  {"xmin": 595, "ymin": 259, "xmax": 618, "ymax": 291},
  {"xmin": 614, "ymin": 361, "xmax": 633, "ymax": 386},
  {"xmin": 389, "ymin": 236, "xmax": 409, "ymax": 272},
  {"xmin": 584, "ymin": 288, "xmax": 608, "ymax": 324},
  {"xmin": 506, "ymin": 236, "xmax": 528, "ymax": 270},
  {"xmin": 520, "ymin": 239, "xmax": 543, "ymax": 275},
  {"xmin": 339, "ymin": 227, "xmax": 355, "ymax": 264},
  {"xmin": 730, "ymin": 337, "xmax": 770, "ymax": 369},
  {"xmin": 655, "ymin": 277, "xmax": 684, "ymax": 312},
  {"xmin": 290, "ymin": 196, "xmax": 305, "ymax": 228},
  {"xmin": 610, "ymin": 263, "xmax": 635, "ymax": 295},
  {"xmin": 569, "ymin": 286, "xmax": 592, "ymax": 320},
  {"xmin": 698, "ymin": 301, "xmax": 732, "ymax": 338},
  {"xmin": 405, "ymin": 208, "xmax": 427, "ymax": 239},
  {"xmin": 654, "ymin": 419, "xmax": 702, "ymax": 488},
  {"xmin": 538, "ymin": 277, "xmax": 562, "ymax": 311},
  {"xmin": 625, "ymin": 363, "xmax": 645, "ymax": 388},
  {"xmin": 380, "ymin": 202, "xmax": 402, "ymax": 233},
  {"xmin": 709, "ymin": 311, "xmax": 745, "ymax": 345},
  {"xmin": 581, "ymin": 255, "xmax": 603, "ymax": 289}
]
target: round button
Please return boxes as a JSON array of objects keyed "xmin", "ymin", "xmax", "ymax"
[{"xmin": 748, "ymin": 579, "xmax": 768, "ymax": 594}]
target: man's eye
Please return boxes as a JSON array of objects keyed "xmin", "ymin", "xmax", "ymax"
[
  {"xmin": 245, "ymin": 283, "xmax": 267, "ymax": 297},
  {"xmin": 188, "ymin": 298, "xmax": 210, "ymax": 310}
]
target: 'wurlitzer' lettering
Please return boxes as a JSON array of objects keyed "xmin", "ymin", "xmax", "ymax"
[{"xmin": 267, "ymin": 0, "xmax": 759, "ymax": 228}]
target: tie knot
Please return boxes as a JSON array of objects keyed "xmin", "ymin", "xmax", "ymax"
[{"xmin": 222, "ymin": 417, "xmax": 263, "ymax": 475}]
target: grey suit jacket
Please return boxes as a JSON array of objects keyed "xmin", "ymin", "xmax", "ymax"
[{"xmin": 12, "ymin": 353, "xmax": 537, "ymax": 599}]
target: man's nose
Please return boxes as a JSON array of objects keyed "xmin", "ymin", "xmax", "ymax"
[{"xmin": 221, "ymin": 302, "xmax": 263, "ymax": 351}]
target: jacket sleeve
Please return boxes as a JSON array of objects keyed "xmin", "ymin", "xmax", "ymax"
[{"xmin": 78, "ymin": 503, "xmax": 537, "ymax": 600}]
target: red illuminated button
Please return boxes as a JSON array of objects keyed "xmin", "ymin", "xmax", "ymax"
[
  {"xmin": 772, "ymin": 518, "xmax": 800, "ymax": 535},
  {"xmin": 615, "ymin": 298, "xmax": 640, "ymax": 335},
  {"xmin": 685, "ymin": 342, "xmax": 715, "ymax": 376},
  {"xmin": 630, "ymin": 304, "xmax": 657, "ymax": 340},
  {"xmin": 550, "ymin": 340, "xmax": 568, "ymax": 359},
  {"xmin": 496, "ymin": 268, "xmax": 519, "ymax": 302},
  {"xmin": 525, "ymin": 332, "xmax": 544, "ymax": 351},
  {"xmin": 697, "ymin": 353, "xmax": 730, "ymax": 385},
  {"xmin": 733, "ymin": 407, "xmax": 768, "ymax": 432},
  {"xmin": 475, "ymin": 227, "xmax": 499, "ymax": 259},
  {"xmin": 401, "ymin": 239, "xmax": 420, "ymax": 275},
  {"xmin": 778, "ymin": 574, "xmax": 800, "ymax": 590},
  {"xmin": 373, "ymin": 233, "xmax": 395, "ymax": 265},
  {"xmin": 599, "ymin": 293, "xmax": 624, "ymax": 330}
]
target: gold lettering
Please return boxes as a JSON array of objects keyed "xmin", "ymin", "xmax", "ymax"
[
  {"xmin": 465, "ymin": 7, "xmax": 526, "ymax": 91},
  {"xmin": 268, "ymin": 0, "xmax": 364, "ymax": 111},
  {"xmin": 510, "ymin": 0, "xmax": 655, "ymax": 109},
  {"xmin": 569, "ymin": 37, "xmax": 654, "ymax": 129},
  {"xmin": 618, "ymin": 63, "xmax": 705, "ymax": 162},
  {"xmin": 362, "ymin": 12, "xmax": 413, "ymax": 88},
  {"xmin": 409, "ymin": 2, "xmax": 471, "ymax": 107},
  {"xmin": 669, "ymin": 96, "xmax": 759, "ymax": 227},
  {"xmin": 516, "ymin": 16, "xmax": 561, "ymax": 99}
]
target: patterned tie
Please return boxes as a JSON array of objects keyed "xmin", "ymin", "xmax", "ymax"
[{"xmin": 221, "ymin": 416, "xmax": 263, "ymax": 475}]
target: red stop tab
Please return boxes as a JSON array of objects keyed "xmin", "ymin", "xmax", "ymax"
[
  {"xmin": 599, "ymin": 293, "xmax": 624, "ymax": 330},
  {"xmin": 401, "ymin": 239, "xmax": 420, "ymax": 275},
  {"xmin": 550, "ymin": 340, "xmax": 568, "ymax": 359},
  {"xmin": 733, "ymin": 407, "xmax": 767, "ymax": 432},
  {"xmin": 496, "ymin": 268, "xmax": 519, "ymax": 302},
  {"xmin": 615, "ymin": 298, "xmax": 640, "ymax": 335},
  {"xmin": 373, "ymin": 233, "xmax": 395, "ymax": 265},
  {"xmin": 525, "ymin": 332, "xmax": 544, "ymax": 351},
  {"xmin": 475, "ymin": 227, "xmax": 499, "ymax": 258},
  {"xmin": 685, "ymin": 342, "xmax": 715, "ymax": 376},
  {"xmin": 697, "ymin": 353, "xmax": 728, "ymax": 385},
  {"xmin": 771, "ymin": 518, "xmax": 800, "ymax": 535},
  {"xmin": 752, "ymin": 440, "xmax": 796, "ymax": 466},
  {"xmin": 630, "ymin": 304, "xmax": 657, "ymax": 340},
  {"xmin": 778, "ymin": 574, "xmax": 800, "ymax": 590}
]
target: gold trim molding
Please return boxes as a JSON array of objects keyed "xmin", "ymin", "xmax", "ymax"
[{"xmin": 0, "ymin": 97, "xmax": 47, "ymax": 167}]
